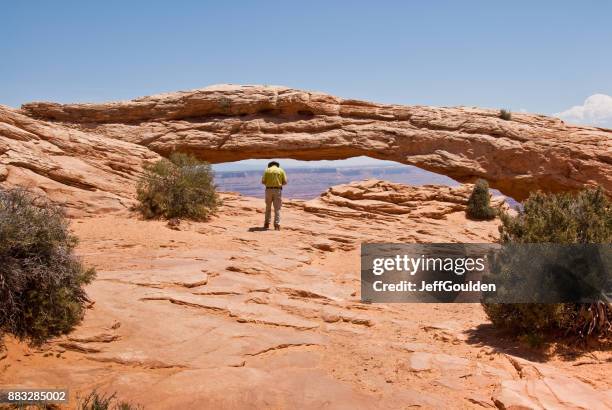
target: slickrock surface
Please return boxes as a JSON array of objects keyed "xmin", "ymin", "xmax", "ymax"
[
  {"xmin": 1, "ymin": 187, "xmax": 610, "ymax": 409},
  {"xmin": 303, "ymin": 179, "xmax": 507, "ymax": 221},
  {"xmin": 1, "ymin": 84, "xmax": 611, "ymax": 408},
  {"xmin": 1, "ymin": 84, "xmax": 611, "ymax": 208}
]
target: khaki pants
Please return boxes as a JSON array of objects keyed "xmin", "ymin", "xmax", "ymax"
[{"xmin": 264, "ymin": 188, "xmax": 282, "ymax": 226}]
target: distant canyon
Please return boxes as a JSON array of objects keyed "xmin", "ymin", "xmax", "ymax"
[{"xmin": 214, "ymin": 165, "xmax": 519, "ymax": 207}]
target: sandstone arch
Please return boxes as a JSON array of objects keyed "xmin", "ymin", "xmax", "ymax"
[{"xmin": 1, "ymin": 84, "xmax": 610, "ymax": 213}]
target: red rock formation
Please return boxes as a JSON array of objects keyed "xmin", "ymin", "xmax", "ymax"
[
  {"xmin": 1, "ymin": 84, "xmax": 611, "ymax": 213},
  {"xmin": 0, "ymin": 104, "xmax": 159, "ymax": 215},
  {"xmin": 303, "ymin": 179, "xmax": 507, "ymax": 220},
  {"xmin": 1, "ymin": 194, "xmax": 609, "ymax": 409},
  {"xmin": 3, "ymin": 86, "xmax": 612, "ymax": 409}
]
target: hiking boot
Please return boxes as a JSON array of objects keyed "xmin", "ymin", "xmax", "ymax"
[
  {"xmin": 274, "ymin": 224, "xmax": 280, "ymax": 231},
  {"xmin": 263, "ymin": 223, "xmax": 270, "ymax": 230}
]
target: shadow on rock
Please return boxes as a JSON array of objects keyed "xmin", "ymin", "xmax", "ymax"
[
  {"xmin": 465, "ymin": 323, "xmax": 551, "ymax": 362},
  {"xmin": 466, "ymin": 323, "xmax": 612, "ymax": 362}
]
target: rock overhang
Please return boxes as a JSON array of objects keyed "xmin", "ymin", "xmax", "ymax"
[{"xmin": 0, "ymin": 84, "xmax": 610, "ymax": 213}]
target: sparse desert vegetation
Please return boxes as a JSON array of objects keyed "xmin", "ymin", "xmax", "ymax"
[
  {"xmin": 466, "ymin": 179, "xmax": 497, "ymax": 220},
  {"xmin": 2, "ymin": 0, "xmax": 612, "ymax": 405},
  {"xmin": 77, "ymin": 390, "xmax": 142, "ymax": 410},
  {"xmin": 1, "ymin": 85, "xmax": 610, "ymax": 408},
  {"xmin": 0, "ymin": 188, "xmax": 95, "ymax": 346},
  {"xmin": 136, "ymin": 153, "xmax": 219, "ymax": 221},
  {"xmin": 499, "ymin": 109, "xmax": 512, "ymax": 120},
  {"xmin": 484, "ymin": 188, "xmax": 612, "ymax": 342}
]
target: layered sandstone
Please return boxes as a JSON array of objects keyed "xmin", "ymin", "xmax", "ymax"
[
  {"xmin": 1, "ymin": 84, "xmax": 610, "ymax": 213},
  {"xmin": 1, "ymin": 192, "xmax": 609, "ymax": 409},
  {"xmin": 303, "ymin": 179, "xmax": 507, "ymax": 220},
  {"xmin": 2, "ymin": 86, "xmax": 611, "ymax": 409},
  {"xmin": 0, "ymin": 104, "xmax": 159, "ymax": 215}
]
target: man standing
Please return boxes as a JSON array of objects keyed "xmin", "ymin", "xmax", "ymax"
[{"xmin": 261, "ymin": 161, "xmax": 287, "ymax": 230}]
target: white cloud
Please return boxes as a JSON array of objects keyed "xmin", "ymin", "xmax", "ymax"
[{"xmin": 554, "ymin": 94, "xmax": 612, "ymax": 128}]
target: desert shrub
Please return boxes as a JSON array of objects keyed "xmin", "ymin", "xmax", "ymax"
[
  {"xmin": 499, "ymin": 109, "xmax": 512, "ymax": 120},
  {"xmin": 466, "ymin": 179, "xmax": 497, "ymax": 220},
  {"xmin": 498, "ymin": 188, "xmax": 611, "ymax": 243},
  {"xmin": 77, "ymin": 390, "xmax": 141, "ymax": 410},
  {"xmin": 484, "ymin": 188, "xmax": 612, "ymax": 341},
  {"xmin": 0, "ymin": 188, "xmax": 95, "ymax": 346},
  {"xmin": 0, "ymin": 404, "xmax": 58, "ymax": 409},
  {"xmin": 136, "ymin": 153, "xmax": 219, "ymax": 220}
]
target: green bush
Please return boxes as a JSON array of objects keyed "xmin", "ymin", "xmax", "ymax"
[
  {"xmin": 77, "ymin": 390, "xmax": 142, "ymax": 410},
  {"xmin": 466, "ymin": 179, "xmax": 497, "ymax": 220},
  {"xmin": 499, "ymin": 109, "xmax": 512, "ymax": 120},
  {"xmin": 499, "ymin": 188, "xmax": 611, "ymax": 243},
  {"xmin": 136, "ymin": 153, "xmax": 219, "ymax": 220},
  {"xmin": 0, "ymin": 188, "xmax": 95, "ymax": 346},
  {"xmin": 484, "ymin": 188, "xmax": 612, "ymax": 341}
]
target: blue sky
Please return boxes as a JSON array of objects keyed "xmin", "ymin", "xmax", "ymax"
[{"xmin": 2, "ymin": 1, "xmax": 611, "ymax": 170}]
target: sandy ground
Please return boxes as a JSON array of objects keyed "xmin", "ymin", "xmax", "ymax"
[{"xmin": 1, "ymin": 193, "xmax": 610, "ymax": 409}]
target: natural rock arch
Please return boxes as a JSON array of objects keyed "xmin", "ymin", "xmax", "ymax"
[{"xmin": 1, "ymin": 84, "xmax": 610, "ymax": 214}]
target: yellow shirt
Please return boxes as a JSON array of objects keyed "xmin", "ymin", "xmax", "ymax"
[{"xmin": 261, "ymin": 166, "xmax": 288, "ymax": 188}]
